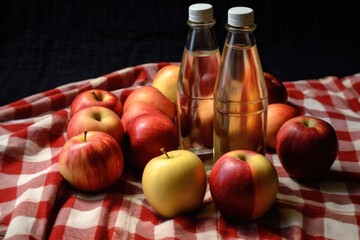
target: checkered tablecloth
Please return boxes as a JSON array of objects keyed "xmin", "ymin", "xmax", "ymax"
[{"xmin": 0, "ymin": 63, "xmax": 359, "ymax": 240}]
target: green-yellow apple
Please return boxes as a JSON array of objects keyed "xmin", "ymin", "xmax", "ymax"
[
  {"xmin": 58, "ymin": 131, "xmax": 124, "ymax": 192},
  {"xmin": 70, "ymin": 89, "xmax": 122, "ymax": 117},
  {"xmin": 152, "ymin": 64, "xmax": 180, "ymax": 103},
  {"xmin": 266, "ymin": 103, "xmax": 299, "ymax": 150},
  {"xmin": 264, "ymin": 72, "xmax": 288, "ymax": 104},
  {"xmin": 142, "ymin": 148, "xmax": 207, "ymax": 218},
  {"xmin": 121, "ymin": 101, "xmax": 166, "ymax": 131},
  {"xmin": 123, "ymin": 86, "xmax": 176, "ymax": 120},
  {"xmin": 67, "ymin": 106, "xmax": 124, "ymax": 143},
  {"xmin": 209, "ymin": 150, "xmax": 278, "ymax": 221},
  {"xmin": 125, "ymin": 113, "xmax": 179, "ymax": 170},
  {"xmin": 276, "ymin": 115, "xmax": 338, "ymax": 181}
]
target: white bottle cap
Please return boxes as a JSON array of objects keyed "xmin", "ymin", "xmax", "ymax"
[
  {"xmin": 189, "ymin": 3, "xmax": 213, "ymax": 23},
  {"xmin": 228, "ymin": 7, "xmax": 254, "ymax": 27}
]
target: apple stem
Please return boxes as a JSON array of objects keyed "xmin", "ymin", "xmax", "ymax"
[
  {"xmin": 302, "ymin": 118, "xmax": 313, "ymax": 128},
  {"xmin": 160, "ymin": 148, "xmax": 170, "ymax": 159},
  {"xmin": 91, "ymin": 91, "xmax": 100, "ymax": 101},
  {"xmin": 84, "ymin": 131, "xmax": 88, "ymax": 141}
]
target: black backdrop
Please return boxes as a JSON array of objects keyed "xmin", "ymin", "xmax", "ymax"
[{"xmin": 1, "ymin": 0, "xmax": 360, "ymax": 106}]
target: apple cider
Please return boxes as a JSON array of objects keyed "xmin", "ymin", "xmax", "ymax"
[
  {"xmin": 213, "ymin": 100, "xmax": 267, "ymax": 160},
  {"xmin": 177, "ymin": 4, "xmax": 220, "ymax": 174},
  {"xmin": 213, "ymin": 7, "xmax": 268, "ymax": 161},
  {"xmin": 177, "ymin": 49, "xmax": 220, "ymax": 169}
]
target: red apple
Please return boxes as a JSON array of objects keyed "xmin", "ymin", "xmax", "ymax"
[
  {"xmin": 264, "ymin": 72, "xmax": 288, "ymax": 104},
  {"xmin": 58, "ymin": 131, "xmax": 124, "ymax": 192},
  {"xmin": 276, "ymin": 115, "xmax": 339, "ymax": 181},
  {"xmin": 152, "ymin": 64, "xmax": 180, "ymax": 103},
  {"xmin": 266, "ymin": 103, "xmax": 299, "ymax": 150},
  {"xmin": 121, "ymin": 101, "xmax": 166, "ymax": 131},
  {"xmin": 209, "ymin": 150, "xmax": 278, "ymax": 221},
  {"xmin": 125, "ymin": 113, "xmax": 179, "ymax": 170},
  {"xmin": 142, "ymin": 148, "xmax": 207, "ymax": 218},
  {"xmin": 67, "ymin": 106, "xmax": 124, "ymax": 143},
  {"xmin": 123, "ymin": 86, "xmax": 176, "ymax": 120},
  {"xmin": 70, "ymin": 89, "xmax": 122, "ymax": 117}
]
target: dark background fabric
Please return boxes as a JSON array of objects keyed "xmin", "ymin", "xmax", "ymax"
[{"xmin": 1, "ymin": 0, "xmax": 360, "ymax": 107}]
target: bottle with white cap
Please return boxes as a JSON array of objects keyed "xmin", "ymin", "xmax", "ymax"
[
  {"xmin": 177, "ymin": 3, "xmax": 220, "ymax": 172},
  {"xmin": 213, "ymin": 7, "xmax": 268, "ymax": 160}
]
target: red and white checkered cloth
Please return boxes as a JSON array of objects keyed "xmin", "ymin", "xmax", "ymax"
[{"xmin": 0, "ymin": 63, "xmax": 359, "ymax": 240}]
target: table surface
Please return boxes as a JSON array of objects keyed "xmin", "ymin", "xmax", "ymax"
[{"xmin": 0, "ymin": 63, "xmax": 359, "ymax": 240}]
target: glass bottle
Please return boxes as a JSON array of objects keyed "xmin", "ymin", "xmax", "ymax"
[
  {"xmin": 213, "ymin": 7, "xmax": 268, "ymax": 161},
  {"xmin": 177, "ymin": 3, "xmax": 221, "ymax": 170}
]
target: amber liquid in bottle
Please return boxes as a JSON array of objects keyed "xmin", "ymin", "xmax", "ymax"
[
  {"xmin": 177, "ymin": 49, "xmax": 220, "ymax": 164},
  {"xmin": 177, "ymin": 3, "xmax": 220, "ymax": 174},
  {"xmin": 213, "ymin": 42, "xmax": 267, "ymax": 161}
]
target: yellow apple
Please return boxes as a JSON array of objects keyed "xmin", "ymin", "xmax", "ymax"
[
  {"xmin": 152, "ymin": 64, "xmax": 180, "ymax": 103},
  {"xmin": 142, "ymin": 149, "xmax": 207, "ymax": 218}
]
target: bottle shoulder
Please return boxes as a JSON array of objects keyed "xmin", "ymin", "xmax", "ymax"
[{"xmin": 185, "ymin": 29, "xmax": 219, "ymax": 52}]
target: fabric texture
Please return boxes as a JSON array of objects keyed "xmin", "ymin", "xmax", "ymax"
[{"xmin": 0, "ymin": 63, "xmax": 360, "ymax": 239}]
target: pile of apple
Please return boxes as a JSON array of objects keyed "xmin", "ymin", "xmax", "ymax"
[
  {"xmin": 58, "ymin": 65, "xmax": 181, "ymax": 192},
  {"xmin": 207, "ymin": 73, "xmax": 339, "ymax": 220},
  {"xmin": 58, "ymin": 65, "xmax": 339, "ymax": 222},
  {"xmin": 264, "ymin": 72, "xmax": 339, "ymax": 181},
  {"xmin": 58, "ymin": 89, "xmax": 125, "ymax": 192},
  {"xmin": 122, "ymin": 85, "xmax": 179, "ymax": 170}
]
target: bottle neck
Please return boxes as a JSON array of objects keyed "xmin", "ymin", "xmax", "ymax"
[
  {"xmin": 225, "ymin": 23, "xmax": 257, "ymax": 47},
  {"xmin": 187, "ymin": 19, "xmax": 216, "ymax": 28},
  {"xmin": 186, "ymin": 19, "xmax": 219, "ymax": 52}
]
